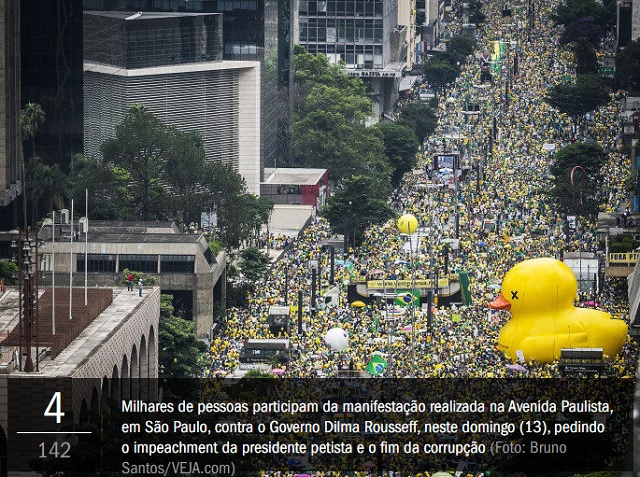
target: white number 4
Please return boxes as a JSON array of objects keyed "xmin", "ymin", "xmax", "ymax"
[{"xmin": 44, "ymin": 392, "xmax": 65, "ymax": 423}]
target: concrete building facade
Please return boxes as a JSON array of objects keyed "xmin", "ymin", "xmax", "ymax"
[
  {"xmin": 37, "ymin": 220, "xmax": 226, "ymax": 338},
  {"xmin": 83, "ymin": 11, "xmax": 261, "ymax": 194},
  {"xmin": 83, "ymin": 0, "xmax": 295, "ymax": 175},
  {"xmin": 295, "ymin": 0, "xmax": 416, "ymax": 115}
]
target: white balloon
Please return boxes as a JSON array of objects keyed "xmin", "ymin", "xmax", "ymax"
[{"xmin": 324, "ymin": 327, "xmax": 349, "ymax": 352}]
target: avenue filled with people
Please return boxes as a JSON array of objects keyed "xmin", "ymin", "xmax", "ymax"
[{"xmin": 204, "ymin": 0, "xmax": 639, "ymax": 381}]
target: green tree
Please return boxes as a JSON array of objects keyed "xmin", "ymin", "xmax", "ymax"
[
  {"xmin": 548, "ymin": 142, "xmax": 608, "ymax": 218},
  {"xmin": 615, "ymin": 39, "xmax": 640, "ymax": 94},
  {"xmin": 164, "ymin": 130, "xmax": 208, "ymax": 224},
  {"xmin": 423, "ymin": 52, "xmax": 461, "ymax": 89},
  {"xmin": 20, "ymin": 102, "xmax": 46, "ymax": 226},
  {"xmin": 20, "ymin": 102, "xmax": 45, "ymax": 160},
  {"xmin": 322, "ymin": 174, "xmax": 395, "ymax": 246},
  {"xmin": 560, "ymin": 17, "xmax": 605, "ymax": 47},
  {"xmin": 545, "ymin": 74, "xmax": 610, "ymax": 136},
  {"xmin": 293, "ymin": 45, "xmax": 367, "ymax": 96},
  {"xmin": 292, "ymin": 110, "xmax": 390, "ymax": 183},
  {"xmin": 239, "ymin": 247, "xmax": 271, "ymax": 283},
  {"xmin": 573, "ymin": 37, "xmax": 599, "ymax": 76},
  {"xmin": 551, "ymin": 0, "xmax": 615, "ymax": 30},
  {"xmin": 158, "ymin": 294, "xmax": 206, "ymax": 377},
  {"xmin": 446, "ymin": 34, "xmax": 478, "ymax": 63},
  {"xmin": 0, "ymin": 261, "xmax": 18, "ymax": 286},
  {"xmin": 24, "ymin": 156, "xmax": 67, "ymax": 225},
  {"xmin": 292, "ymin": 46, "xmax": 391, "ymax": 183},
  {"xmin": 101, "ymin": 105, "xmax": 171, "ymax": 220},
  {"xmin": 221, "ymin": 194, "xmax": 273, "ymax": 249},
  {"xmin": 374, "ymin": 122, "xmax": 420, "ymax": 188},
  {"xmin": 397, "ymin": 101, "xmax": 438, "ymax": 142},
  {"xmin": 70, "ymin": 154, "xmax": 122, "ymax": 219}
]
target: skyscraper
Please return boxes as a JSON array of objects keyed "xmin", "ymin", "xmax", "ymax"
[
  {"xmin": 0, "ymin": 1, "xmax": 22, "ymax": 228},
  {"xmin": 84, "ymin": 0, "xmax": 295, "ymax": 178},
  {"xmin": 296, "ymin": 0, "xmax": 416, "ymax": 115},
  {"xmin": 83, "ymin": 11, "xmax": 262, "ymax": 193}
]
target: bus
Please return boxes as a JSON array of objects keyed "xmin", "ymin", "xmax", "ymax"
[{"xmin": 239, "ymin": 339, "xmax": 290, "ymax": 364}]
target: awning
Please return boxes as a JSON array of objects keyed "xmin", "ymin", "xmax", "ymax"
[{"xmin": 398, "ymin": 75, "xmax": 419, "ymax": 92}]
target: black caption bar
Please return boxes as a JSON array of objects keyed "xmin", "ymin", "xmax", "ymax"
[{"xmin": 6, "ymin": 378, "xmax": 634, "ymax": 475}]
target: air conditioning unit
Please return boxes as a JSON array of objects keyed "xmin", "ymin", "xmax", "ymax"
[
  {"xmin": 79, "ymin": 217, "xmax": 88, "ymax": 234},
  {"xmin": 60, "ymin": 209, "xmax": 69, "ymax": 224}
]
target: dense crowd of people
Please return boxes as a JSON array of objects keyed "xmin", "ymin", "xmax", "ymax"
[{"xmin": 202, "ymin": 0, "xmax": 639, "ymax": 382}]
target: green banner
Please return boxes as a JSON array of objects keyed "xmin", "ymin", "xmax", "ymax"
[{"xmin": 459, "ymin": 271, "xmax": 472, "ymax": 305}]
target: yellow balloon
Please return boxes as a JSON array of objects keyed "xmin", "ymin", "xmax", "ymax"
[
  {"xmin": 397, "ymin": 214, "xmax": 418, "ymax": 234},
  {"xmin": 488, "ymin": 258, "xmax": 627, "ymax": 363}
]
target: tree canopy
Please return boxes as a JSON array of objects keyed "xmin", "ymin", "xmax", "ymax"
[
  {"xmin": 545, "ymin": 74, "xmax": 610, "ymax": 128},
  {"xmin": 374, "ymin": 122, "xmax": 420, "ymax": 188},
  {"xmin": 423, "ymin": 52, "xmax": 461, "ymax": 88},
  {"xmin": 559, "ymin": 17, "xmax": 605, "ymax": 47},
  {"xmin": 71, "ymin": 105, "xmax": 270, "ymax": 249},
  {"xmin": 158, "ymin": 294, "xmax": 206, "ymax": 377},
  {"xmin": 548, "ymin": 142, "xmax": 608, "ymax": 218},
  {"xmin": 292, "ymin": 47, "xmax": 389, "ymax": 185},
  {"xmin": 551, "ymin": 0, "xmax": 616, "ymax": 31},
  {"xmin": 446, "ymin": 34, "xmax": 478, "ymax": 63},
  {"xmin": 322, "ymin": 174, "xmax": 395, "ymax": 247},
  {"xmin": 397, "ymin": 101, "xmax": 438, "ymax": 142}
]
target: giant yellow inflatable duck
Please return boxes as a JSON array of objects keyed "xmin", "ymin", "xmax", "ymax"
[{"xmin": 488, "ymin": 257, "xmax": 627, "ymax": 363}]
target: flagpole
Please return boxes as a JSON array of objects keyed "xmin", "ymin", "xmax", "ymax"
[
  {"xmin": 84, "ymin": 189, "xmax": 88, "ymax": 305},
  {"xmin": 69, "ymin": 199, "xmax": 73, "ymax": 320},
  {"xmin": 52, "ymin": 211, "xmax": 55, "ymax": 335}
]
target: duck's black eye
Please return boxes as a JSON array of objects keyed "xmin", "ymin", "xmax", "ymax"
[{"xmin": 511, "ymin": 290, "xmax": 519, "ymax": 300}]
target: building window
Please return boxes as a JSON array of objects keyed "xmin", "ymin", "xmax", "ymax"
[
  {"xmin": 161, "ymin": 255, "xmax": 195, "ymax": 273},
  {"xmin": 76, "ymin": 254, "xmax": 117, "ymax": 273},
  {"xmin": 119, "ymin": 254, "xmax": 158, "ymax": 273}
]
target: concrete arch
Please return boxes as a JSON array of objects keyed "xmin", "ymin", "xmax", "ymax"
[
  {"xmin": 121, "ymin": 354, "xmax": 130, "ymax": 400},
  {"xmin": 102, "ymin": 376, "xmax": 111, "ymax": 413},
  {"xmin": 139, "ymin": 335, "xmax": 149, "ymax": 399},
  {"xmin": 130, "ymin": 344, "xmax": 139, "ymax": 399},
  {"xmin": 90, "ymin": 387, "xmax": 100, "ymax": 415},
  {"xmin": 0, "ymin": 423, "xmax": 6, "ymax": 477},
  {"xmin": 80, "ymin": 398, "xmax": 89, "ymax": 423},
  {"xmin": 148, "ymin": 324, "xmax": 158, "ymax": 400},
  {"xmin": 111, "ymin": 365, "xmax": 120, "ymax": 402}
]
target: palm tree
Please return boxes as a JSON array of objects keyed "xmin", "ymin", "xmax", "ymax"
[{"xmin": 20, "ymin": 103, "xmax": 45, "ymax": 226}]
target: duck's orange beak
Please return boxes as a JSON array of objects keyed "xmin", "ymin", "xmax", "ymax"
[{"xmin": 488, "ymin": 292, "xmax": 511, "ymax": 310}]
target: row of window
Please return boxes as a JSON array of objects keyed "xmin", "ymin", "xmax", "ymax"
[
  {"xmin": 151, "ymin": 0, "xmax": 204, "ymax": 10},
  {"xmin": 75, "ymin": 254, "xmax": 195, "ymax": 274},
  {"xmin": 224, "ymin": 42, "xmax": 258, "ymax": 56},
  {"xmin": 301, "ymin": 18, "xmax": 383, "ymax": 29},
  {"xmin": 300, "ymin": 0, "xmax": 384, "ymax": 16},
  {"xmin": 217, "ymin": 0, "xmax": 258, "ymax": 10},
  {"xmin": 300, "ymin": 26, "xmax": 383, "ymax": 43},
  {"xmin": 302, "ymin": 43, "xmax": 383, "ymax": 55}
]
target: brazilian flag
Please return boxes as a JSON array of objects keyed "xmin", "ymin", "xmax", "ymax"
[
  {"xmin": 491, "ymin": 40, "xmax": 505, "ymax": 73},
  {"xmin": 365, "ymin": 355, "xmax": 388, "ymax": 376},
  {"xmin": 395, "ymin": 290, "xmax": 420, "ymax": 307}
]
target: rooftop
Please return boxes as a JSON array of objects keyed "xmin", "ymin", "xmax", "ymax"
[
  {"xmin": 0, "ymin": 287, "xmax": 150, "ymax": 376},
  {"xmin": 84, "ymin": 11, "xmax": 221, "ymax": 20},
  {"xmin": 263, "ymin": 168, "xmax": 327, "ymax": 185}
]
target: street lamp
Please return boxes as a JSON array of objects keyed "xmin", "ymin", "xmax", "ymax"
[
  {"xmin": 397, "ymin": 213, "xmax": 419, "ymax": 376},
  {"xmin": 11, "ymin": 227, "xmax": 42, "ymax": 372}
]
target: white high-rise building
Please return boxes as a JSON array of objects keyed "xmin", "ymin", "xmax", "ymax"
[{"xmin": 83, "ymin": 12, "xmax": 261, "ymax": 194}]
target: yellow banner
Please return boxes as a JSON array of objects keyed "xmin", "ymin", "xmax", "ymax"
[{"xmin": 366, "ymin": 278, "xmax": 450, "ymax": 289}]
